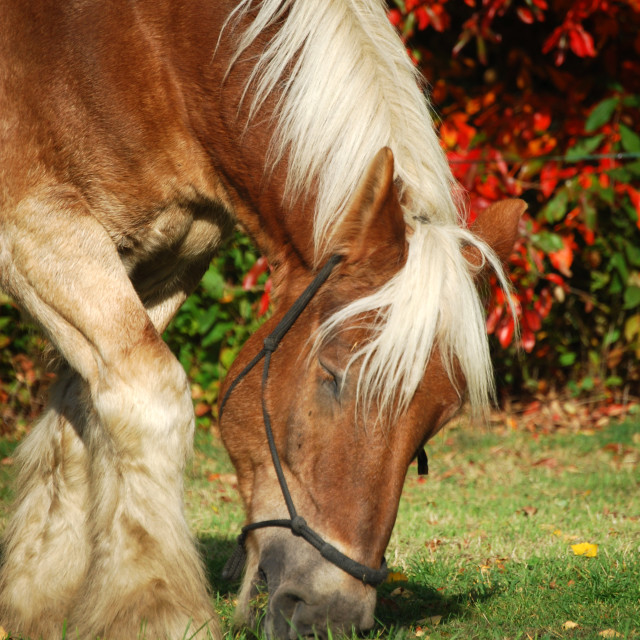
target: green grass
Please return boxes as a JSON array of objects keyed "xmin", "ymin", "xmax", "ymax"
[{"xmin": 1, "ymin": 415, "xmax": 639, "ymax": 639}]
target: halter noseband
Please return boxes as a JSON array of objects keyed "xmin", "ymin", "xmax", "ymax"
[{"xmin": 218, "ymin": 253, "xmax": 388, "ymax": 587}]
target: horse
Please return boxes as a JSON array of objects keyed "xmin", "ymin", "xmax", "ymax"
[{"xmin": 0, "ymin": 0, "xmax": 524, "ymax": 638}]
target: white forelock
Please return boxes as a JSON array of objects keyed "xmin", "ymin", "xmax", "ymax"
[{"xmin": 229, "ymin": 0, "xmax": 513, "ymax": 417}]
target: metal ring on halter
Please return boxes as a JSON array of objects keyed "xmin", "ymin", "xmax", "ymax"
[{"xmin": 219, "ymin": 253, "xmax": 388, "ymax": 587}]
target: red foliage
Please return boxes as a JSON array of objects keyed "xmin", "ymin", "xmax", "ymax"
[{"xmin": 389, "ymin": 0, "xmax": 640, "ymax": 397}]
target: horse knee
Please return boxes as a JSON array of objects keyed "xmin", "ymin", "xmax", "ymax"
[{"xmin": 91, "ymin": 336, "xmax": 194, "ymax": 462}]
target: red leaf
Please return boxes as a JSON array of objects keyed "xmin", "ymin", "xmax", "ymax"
[
  {"xmin": 542, "ymin": 25, "xmax": 563, "ymax": 54},
  {"xmin": 548, "ymin": 236, "xmax": 575, "ymax": 277},
  {"xmin": 257, "ymin": 291, "xmax": 271, "ymax": 317},
  {"xmin": 415, "ymin": 7, "xmax": 429, "ymax": 30},
  {"xmin": 569, "ymin": 26, "xmax": 596, "ymax": 58},
  {"xmin": 242, "ymin": 256, "xmax": 269, "ymax": 290},
  {"xmin": 497, "ymin": 318, "xmax": 515, "ymax": 348},
  {"xmin": 388, "ymin": 8, "xmax": 402, "ymax": 27},
  {"xmin": 533, "ymin": 110, "xmax": 552, "ymax": 132},
  {"xmin": 524, "ymin": 309, "xmax": 542, "ymax": 332},
  {"xmin": 517, "ymin": 7, "xmax": 535, "ymax": 23},
  {"xmin": 521, "ymin": 327, "xmax": 536, "ymax": 353},
  {"xmin": 544, "ymin": 274, "xmax": 564, "ymax": 288},
  {"xmin": 486, "ymin": 306, "xmax": 503, "ymax": 334},
  {"xmin": 540, "ymin": 163, "xmax": 558, "ymax": 198},
  {"xmin": 627, "ymin": 186, "xmax": 640, "ymax": 230}
]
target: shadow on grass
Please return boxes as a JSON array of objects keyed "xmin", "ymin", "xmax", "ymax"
[
  {"xmin": 375, "ymin": 578, "xmax": 500, "ymax": 632},
  {"xmin": 198, "ymin": 534, "xmax": 240, "ymax": 596},
  {"xmin": 198, "ymin": 534, "xmax": 500, "ymax": 636}
]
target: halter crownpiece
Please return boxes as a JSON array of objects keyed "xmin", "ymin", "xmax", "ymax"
[{"xmin": 219, "ymin": 253, "xmax": 389, "ymax": 586}]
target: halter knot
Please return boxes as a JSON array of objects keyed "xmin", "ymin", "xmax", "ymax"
[
  {"xmin": 263, "ymin": 336, "xmax": 278, "ymax": 353},
  {"xmin": 291, "ymin": 515, "xmax": 307, "ymax": 536}
]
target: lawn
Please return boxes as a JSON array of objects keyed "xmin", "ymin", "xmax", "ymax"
[{"xmin": 1, "ymin": 412, "xmax": 639, "ymax": 639}]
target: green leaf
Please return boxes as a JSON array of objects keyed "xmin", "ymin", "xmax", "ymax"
[
  {"xmin": 582, "ymin": 199, "xmax": 597, "ymax": 229},
  {"xmin": 595, "ymin": 185, "xmax": 615, "ymax": 206},
  {"xmin": 540, "ymin": 189, "xmax": 569, "ymax": 223},
  {"xmin": 622, "ymin": 94, "xmax": 640, "ymax": 108},
  {"xmin": 609, "ymin": 253, "xmax": 629, "ymax": 282},
  {"xmin": 608, "ymin": 168, "xmax": 631, "ymax": 183},
  {"xmin": 201, "ymin": 321, "xmax": 235, "ymax": 348},
  {"xmin": 200, "ymin": 269, "xmax": 225, "ymax": 299},
  {"xmin": 565, "ymin": 135, "xmax": 604, "ymax": 162},
  {"xmin": 625, "ymin": 314, "xmax": 640, "ymax": 341},
  {"xmin": 585, "ymin": 97, "xmax": 619, "ymax": 133},
  {"xmin": 220, "ymin": 347, "xmax": 237, "ymax": 370},
  {"xmin": 623, "ymin": 285, "xmax": 640, "ymax": 310},
  {"xmin": 591, "ymin": 271, "xmax": 609, "ymax": 292},
  {"xmin": 559, "ymin": 352, "xmax": 576, "ymax": 366},
  {"xmin": 603, "ymin": 328, "xmax": 621, "ymax": 347},
  {"xmin": 625, "ymin": 243, "xmax": 640, "ymax": 268},
  {"xmin": 580, "ymin": 377, "xmax": 595, "ymax": 391},
  {"xmin": 620, "ymin": 124, "xmax": 640, "ymax": 153},
  {"xmin": 531, "ymin": 231, "xmax": 564, "ymax": 253}
]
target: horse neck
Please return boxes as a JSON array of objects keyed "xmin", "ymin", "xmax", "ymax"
[{"xmin": 161, "ymin": 0, "xmax": 319, "ymax": 272}]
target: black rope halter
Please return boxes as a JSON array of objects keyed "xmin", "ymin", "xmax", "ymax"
[{"xmin": 218, "ymin": 253, "xmax": 388, "ymax": 586}]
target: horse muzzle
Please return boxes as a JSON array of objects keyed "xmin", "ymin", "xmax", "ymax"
[{"xmin": 256, "ymin": 537, "xmax": 377, "ymax": 639}]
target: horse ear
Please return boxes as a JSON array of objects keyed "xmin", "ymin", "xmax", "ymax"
[
  {"xmin": 332, "ymin": 147, "xmax": 405, "ymax": 264},
  {"xmin": 467, "ymin": 199, "xmax": 526, "ymax": 266}
]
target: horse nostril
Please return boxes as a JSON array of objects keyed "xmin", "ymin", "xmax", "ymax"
[{"xmin": 294, "ymin": 632, "xmax": 325, "ymax": 640}]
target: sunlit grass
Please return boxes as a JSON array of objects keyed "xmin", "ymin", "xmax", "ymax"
[{"xmin": 1, "ymin": 415, "xmax": 638, "ymax": 639}]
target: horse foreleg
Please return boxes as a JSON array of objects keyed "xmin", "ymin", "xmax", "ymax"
[
  {"xmin": 0, "ymin": 188, "xmax": 218, "ymax": 640},
  {"xmin": 0, "ymin": 369, "xmax": 91, "ymax": 638}
]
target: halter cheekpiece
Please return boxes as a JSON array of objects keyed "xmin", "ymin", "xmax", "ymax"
[{"xmin": 219, "ymin": 252, "xmax": 427, "ymax": 587}]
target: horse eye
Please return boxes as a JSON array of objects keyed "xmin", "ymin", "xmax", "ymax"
[{"xmin": 319, "ymin": 362, "xmax": 341, "ymax": 398}]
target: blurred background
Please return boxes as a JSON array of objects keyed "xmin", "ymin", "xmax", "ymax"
[{"xmin": 2, "ymin": 0, "xmax": 639, "ymax": 436}]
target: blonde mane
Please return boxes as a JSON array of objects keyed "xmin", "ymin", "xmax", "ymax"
[{"xmin": 229, "ymin": 0, "xmax": 512, "ymax": 417}]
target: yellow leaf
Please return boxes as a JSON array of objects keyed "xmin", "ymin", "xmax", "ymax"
[
  {"xmin": 563, "ymin": 621, "xmax": 579, "ymax": 629},
  {"xmin": 552, "ymin": 529, "xmax": 563, "ymax": 536},
  {"xmin": 385, "ymin": 571, "xmax": 409, "ymax": 583},
  {"xmin": 599, "ymin": 630, "xmax": 623, "ymax": 638},
  {"xmin": 571, "ymin": 542, "xmax": 598, "ymax": 557},
  {"xmin": 0, "ymin": 626, "xmax": 7, "ymax": 640}
]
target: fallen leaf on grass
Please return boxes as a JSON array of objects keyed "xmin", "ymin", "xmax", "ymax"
[
  {"xmin": 1, "ymin": 457, "xmax": 13, "ymax": 466},
  {"xmin": 599, "ymin": 630, "xmax": 623, "ymax": 638},
  {"xmin": 520, "ymin": 505, "xmax": 538, "ymax": 516},
  {"xmin": 385, "ymin": 571, "xmax": 409, "ymax": 583},
  {"xmin": 425, "ymin": 538, "xmax": 443, "ymax": 551},
  {"xmin": 0, "ymin": 626, "xmax": 7, "ymax": 639},
  {"xmin": 571, "ymin": 542, "xmax": 598, "ymax": 557},
  {"xmin": 207, "ymin": 472, "xmax": 237, "ymax": 485},
  {"xmin": 533, "ymin": 456, "xmax": 560, "ymax": 469},
  {"xmin": 194, "ymin": 402, "xmax": 210, "ymax": 417},
  {"xmin": 563, "ymin": 621, "xmax": 579, "ymax": 629}
]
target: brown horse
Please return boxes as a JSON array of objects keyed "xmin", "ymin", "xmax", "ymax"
[{"xmin": 0, "ymin": 0, "xmax": 523, "ymax": 638}]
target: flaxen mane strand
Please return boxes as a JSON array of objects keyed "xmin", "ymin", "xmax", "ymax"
[{"xmin": 231, "ymin": 0, "xmax": 514, "ymax": 418}]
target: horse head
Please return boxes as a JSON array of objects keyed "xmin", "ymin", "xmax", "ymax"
[{"xmin": 219, "ymin": 148, "xmax": 524, "ymax": 639}]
